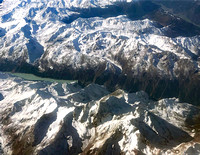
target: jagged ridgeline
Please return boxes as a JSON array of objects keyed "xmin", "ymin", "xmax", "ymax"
[
  {"xmin": 0, "ymin": 0, "xmax": 200, "ymax": 105},
  {"xmin": 0, "ymin": 72, "xmax": 199, "ymax": 154}
]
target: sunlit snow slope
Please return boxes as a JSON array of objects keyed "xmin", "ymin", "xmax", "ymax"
[{"xmin": 0, "ymin": 72, "xmax": 200, "ymax": 155}]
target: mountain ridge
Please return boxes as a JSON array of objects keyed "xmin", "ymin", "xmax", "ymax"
[
  {"xmin": 0, "ymin": 72, "xmax": 200, "ymax": 154},
  {"xmin": 0, "ymin": 0, "xmax": 200, "ymax": 105},
  {"xmin": 0, "ymin": 1, "xmax": 200, "ymax": 154}
]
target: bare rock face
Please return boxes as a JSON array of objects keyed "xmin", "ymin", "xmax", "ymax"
[{"xmin": 0, "ymin": 72, "xmax": 199, "ymax": 155}]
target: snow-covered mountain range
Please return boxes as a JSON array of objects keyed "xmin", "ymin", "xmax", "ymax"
[
  {"xmin": 0, "ymin": 72, "xmax": 200, "ymax": 155},
  {"xmin": 0, "ymin": 0, "xmax": 200, "ymax": 154},
  {"xmin": 0, "ymin": 0, "xmax": 200, "ymax": 105}
]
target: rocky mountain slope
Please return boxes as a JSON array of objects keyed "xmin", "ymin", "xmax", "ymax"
[
  {"xmin": 0, "ymin": 0, "xmax": 200, "ymax": 104},
  {"xmin": 153, "ymin": 0, "xmax": 200, "ymax": 27},
  {"xmin": 0, "ymin": 72, "xmax": 200, "ymax": 155}
]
